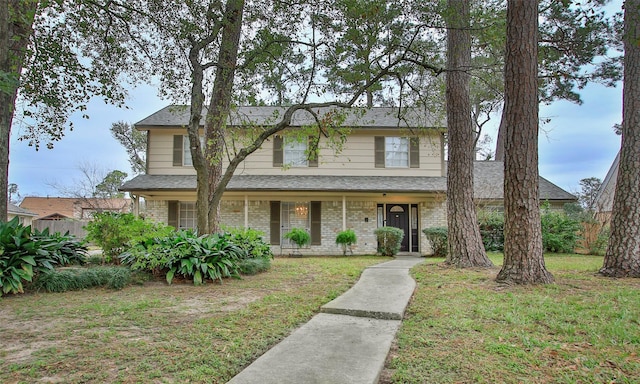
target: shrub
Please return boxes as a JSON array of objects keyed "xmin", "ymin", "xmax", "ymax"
[
  {"xmin": 237, "ymin": 258, "xmax": 271, "ymax": 275},
  {"xmin": 85, "ymin": 212, "xmax": 174, "ymax": 262},
  {"xmin": 335, "ymin": 229, "xmax": 357, "ymax": 256},
  {"xmin": 477, "ymin": 210, "xmax": 505, "ymax": 252},
  {"xmin": 422, "ymin": 227, "xmax": 448, "ymax": 257},
  {"xmin": 541, "ymin": 208, "xmax": 582, "ymax": 253},
  {"xmin": 374, "ymin": 226, "xmax": 404, "ymax": 256},
  {"xmin": 223, "ymin": 227, "xmax": 273, "ymax": 260},
  {"xmin": 283, "ymin": 228, "xmax": 311, "ymax": 250},
  {"xmin": 33, "ymin": 266, "xmax": 132, "ymax": 292}
]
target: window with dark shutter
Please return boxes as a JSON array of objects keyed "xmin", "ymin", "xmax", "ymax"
[
  {"xmin": 374, "ymin": 136, "xmax": 385, "ymax": 168},
  {"xmin": 310, "ymin": 201, "xmax": 321, "ymax": 245},
  {"xmin": 173, "ymin": 136, "xmax": 183, "ymax": 166},
  {"xmin": 270, "ymin": 201, "xmax": 281, "ymax": 245},
  {"xmin": 273, "ymin": 136, "xmax": 283, "ymax": 167},
  {"xmin": 168, "ymin": 201, "xmax": 178, "ymax": 228},
  {"xmin": 410, "ymin": 137, "xmax": 420, "ymax": 168}
]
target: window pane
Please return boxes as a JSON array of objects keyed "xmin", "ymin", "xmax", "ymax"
[
  {"xmin": 385, "ymin": 137, "xmax": 409, "ymax": 167},
  {"xmin": 179, "ymin": 202, "xmax": 197, "ymax": 229},
  {"xmin": 183, "ymin": 136, "xmax": 192, "ymax": 166},
  {"xmin": 183, "ymin": 136, "xmax": 205, "ymax": 166},
  {"xmin": 284, "ymin": 138, "xmax": 308, "ymax": 167}
]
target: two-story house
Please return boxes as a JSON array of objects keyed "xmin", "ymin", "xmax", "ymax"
[{"xmin": 120, "ymin": 106, "xmax": 576, "ymax": 255}]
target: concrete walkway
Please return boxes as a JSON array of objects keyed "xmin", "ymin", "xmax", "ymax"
[{"xmin": 228, "ymin": 256, "xmax": 424, "ymax": 384}]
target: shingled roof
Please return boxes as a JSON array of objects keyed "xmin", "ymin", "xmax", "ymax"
[
  {"xmin": 7, "ymin": 202, "xmax": 38, "ymax": 217},
  {"xmin": 135, "ymin": 105, "xmax": 444, "ymax": 129},
  {"xmin": 121, "ymin": 161, "xmax": 576, "ymax": 201}
]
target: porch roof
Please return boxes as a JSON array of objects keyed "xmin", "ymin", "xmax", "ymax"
[
  {"xmin": 121, "ymin": 161, "xmax": 577, "ymax": 201},
  {"xmin": 121, "ymin": 174, "xmax": 448, "ymax": 194}
]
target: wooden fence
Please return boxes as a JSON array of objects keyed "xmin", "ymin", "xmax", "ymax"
[{"xmin": 32, "ymin": 220, "xmax": 91, "ymax": 239}]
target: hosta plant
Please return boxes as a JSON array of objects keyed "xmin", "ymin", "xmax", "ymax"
[
  {"xmin": 0, "ymin": 218, "xmax": 49, "ymax": 295},
  {"xmin": 165, "ymin": 232, "xmax": 247, "ymax": 285}
]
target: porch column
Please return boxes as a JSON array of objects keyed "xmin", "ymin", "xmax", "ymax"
[
  {"xmin": 244, "ymin": 195, "xmax": 249, "ymax": 229},
  {"xmin": 342, "ymin": 195, "xmax": 347, "ymax": 230},
  {"xmin": 131, "ymin": 194, "xmax": 139, "ymax": 217}
]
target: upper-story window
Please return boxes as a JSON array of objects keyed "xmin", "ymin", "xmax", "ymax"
[
  {"xmin": 273, "ymin": 135, "xmax": 318, "ymax": 168},
  {"xmin": 174, "ymin": 135, "xmax": 204, "ymax": 167},
  {"xmin": 284, "ymin": 138, "xmax": 308, "ymax": 167},
  {"xmin": 375, "ymin": 136, "xmax": 420, "ymax": 168},
  {"xmin": 385, "ymin": 137, "xmax": 409, "ymax": 167}
]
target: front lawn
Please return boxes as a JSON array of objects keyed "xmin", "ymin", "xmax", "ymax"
[
  {"xmin": 384, "ymin": 253, "xmax": 640, "ymax": 383},
  {"xmin": 0, "ymin": 256, "xmax": 388, "ymax": 383}
]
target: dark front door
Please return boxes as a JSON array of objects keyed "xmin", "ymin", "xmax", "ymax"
[{"xmin": 386, "ymin": 204, "xmax": 409, "ymax": 252}]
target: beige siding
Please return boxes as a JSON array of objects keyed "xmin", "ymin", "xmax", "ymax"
[{"xmin": 147, "ymin": 128, "xmax": 444, "ymax": 176}]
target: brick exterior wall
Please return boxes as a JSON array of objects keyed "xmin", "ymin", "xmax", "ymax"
[
  {"xmin": 144, "ymin": 200, "xmax": 169, "ymax": 224},
  {"xmin": 140, "ymin": 197, "xmax": 447, "ymax": 256}
]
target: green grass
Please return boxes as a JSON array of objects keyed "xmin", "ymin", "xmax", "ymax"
[
  {"xmin": 0, "ymin": 256, "xmax": 388, "ymax": 383},
  {"xmin": 386, "ymin": 253, "xmax": 640, "ymax": 383},
  {"xmin": 3, "ymin": 254, "xmax": 638, "ymax": 383}
]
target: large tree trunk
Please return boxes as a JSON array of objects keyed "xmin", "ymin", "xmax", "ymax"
[
  {"xmin": 444, "ymin": 0, "xmax": 493, "ymax": 268},
  {"xmin": 0, "ymin": 0, "xmax": 37, "ymax": 221},
  {"xmin": 496, "ymin": 0, "xmax": 553, "ymax": 285},
  {"xmin": 600, "ymin": 0, "xmax": 640, "ymax": 278},
  {"xmin": 203, "ymin": 0, "xmax": 244, "ymax": 234}
]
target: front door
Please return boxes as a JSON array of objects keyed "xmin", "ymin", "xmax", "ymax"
[{"xmin": 386, "ymin": 204, "xmax": 409, "ymax": 252}]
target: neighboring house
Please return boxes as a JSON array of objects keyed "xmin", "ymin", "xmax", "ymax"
[
  {"xmin": 594, "ymin": 151, "xmax": 619, "ymax": 224},
  {"xmin": 120, "ymin": 105, "xmax": 576, "ymax": 255},
  {"xmin": 20, "ymin": 197, "xmax": 131, "ymax": 220},
  {"xmin": 7, "ymin": 202, "xmax": 38, "ymax": 225}
]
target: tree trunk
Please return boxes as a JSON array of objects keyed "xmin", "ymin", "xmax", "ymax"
[
  {"xmin": 600, "ymin": 0, "xmax": 640, "ymax": 278},
  {"xmin": 444, "ymin": 0, "xmax": 493, "ymax": 268},
  {"xmin": 0, "ymin": 0, "xmax": 37, "ymax": 221},
  {"xmin": 203, "ymin": 0, "xmax": 244, "ymax": 234},
  {"xmin": 496, "ymin": 0, "xmax": 553, "ymax": 285}
]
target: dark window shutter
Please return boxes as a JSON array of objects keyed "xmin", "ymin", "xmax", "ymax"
[
  {"xmin": 308, "ymin": 136, "xmax": 318, "ymax": 167},
  {"xmin": 173, "ymin": 136, "xmax": 183, "ymax": 166},
  {"xmin": 374, "ymin": 136, "xmax": 385, "ymax": 168},
  {"xmin": 273, "ymin": 136, "xmax": 283, "ymax": 167},
  {"xmin": 270, "ymin": 201, "xmax": 281, "ymax": 245},
  {"xmin": 410, "ymin": 137, "xmax": 420, "ymax": 168},
  {"xmin": 168, "ymin": 201, "xmax": 178, "ymax": 228},
  {"xmin": 310, "ymin": 201, "xmax": 321, "ymax": 245}
]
